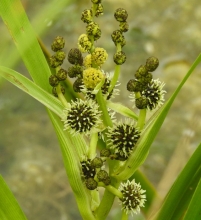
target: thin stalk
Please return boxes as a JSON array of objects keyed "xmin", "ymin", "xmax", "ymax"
[
  {"xmin": 109, "ymin": 64, "xmax": 120, "ymax": 93},
  {"xmin": 137, "ymin": 109, "xmax": 147, "ymax": 130},
  {"xmin": 98, "ymin": 183, "xmax": 123, "ymax": 198},
  {"xmin": 121, "ymin": 211, "xmax": 128, "ymax": 220},
  {"xmin": 88, "ymin": 133, "xmax": 98, "ymax": 159},
  {"xmin": 56, "ymin": 84, "xmax": 68, "ymax": 107},
  {"xmin": 96, "ymin": 89, "xmax": 113, "ymax": 127}
]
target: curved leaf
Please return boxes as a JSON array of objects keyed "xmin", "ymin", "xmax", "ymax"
[{"xmin": 0, "ymin": 176, "xmax": 27, "ymax": 220}]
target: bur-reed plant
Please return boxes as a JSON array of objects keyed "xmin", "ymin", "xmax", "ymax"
[{"xmin": 0, "ymin": 0, "xmax": 201, "ymax": 220}]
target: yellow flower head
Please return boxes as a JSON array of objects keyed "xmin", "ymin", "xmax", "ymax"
[
  {"xmin": 92, "ymin": 47, "xmax": 108, "ymax": 66},
  {"xmin": 78, "ymin": 34, "xmax": 92, "ymax": 53},
  {"xmin": 84, "ymin": 54, "xmax": 92, "ymax": 68},
  {"xmin": 83, "ymin": 67, "xmax": 104, "ymax": 89}
]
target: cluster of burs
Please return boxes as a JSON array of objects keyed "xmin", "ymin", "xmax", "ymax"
[{"xmin": 48, "ymin": 0, "xmax": 129, "ymax": 99}]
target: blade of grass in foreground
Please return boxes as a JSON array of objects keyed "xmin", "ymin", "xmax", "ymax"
[
  {"xmin": 48, "ymin": 110, "xmax": 96, "ymax": 220},
  {"xmin": 0, "ymin": 175, "xmax": 27, "ymax": 220},
  {"xmin": 0, "ymin": 0, "xmax": 51, "ymax": 91},
  {"xmin": 151, "ymin": 143, "xmax": 201, "ymax": 220}
]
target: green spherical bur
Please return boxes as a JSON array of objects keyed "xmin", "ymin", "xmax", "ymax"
[
  {"xmin": 51, "ymin": 36, "xmax": 65, "ymax": 52},
  {"xmin": 91, "ymin": 157, "xmax": 103, "ymax": 168},
  {"xmin": 135, "ymin": 96, "xmax": 148, "ymax": 109},
  {"xmin": 135, "ymin": 65, "xmax": 148, "ymax": 78},
  {"xmin": 49, "ymin": 55, "xmax": 63, "ymax": 68},
  {"xmin": 127, "ymin": 79, "xmax": 146, "ymax": 92},
  {"xmin": 73, "ymin": 78, "xmax": 83, "ymax": 93},
  {"xmin": 56, "ymin": 68, "xmax": 67, "ymax": 81},
  {"xmin": 49, "ymin": 75, "xmax": 59, "ymax": 87},
  {"xmin": 95, "ymin": 4, "xmax": 104, "ymax": 17},
  {"xmin": 86, "ymin": 178, "xmax": 98, "ymax": 190},
  {"xmin": 97, "ymin": 170, "xmax": 108, "ymax": 181},
  {"xmin": 55, "ymin": 50, "xmax": 66, "ymax": 62},
  {"xmin": 111, "ymin": 30, "xmax": 126, "ymax": 47},
  {"xmin": 81, "ymin": 9, "xmax": 92, "ymax": 23},
  {"xmin": 113, "ymin": 51, "xmax": 126, "ymax": 65},
  {"xmin": 145, "ymin": 56, "xmax": 159, "ymax": 72},
  {"xmin": 86, "ymin": 22, "xmax": 101, "ymax": 37},
  {"xmin": 114, "ymin": 8, "xmax": 128, "ymax": 22},
  {"xmin": 68, "ymin": 65, "xmax": 83, "ymax": 78},
  {"xmin": 119, "ymin": 21, "xmax": 129, "ymax": 32},
  {"xmin": 68, "ymin": 48, "xmax": 83, "ymax": 65},
  {"xmin": 102, "ymin": 176, "xmax": 111, "ymax": 185},
  {"xmin": 100, "ymin": 149, "xmax": 111, "ymax": 157}
]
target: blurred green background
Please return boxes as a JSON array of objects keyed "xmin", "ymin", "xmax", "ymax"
[{"xmin": 1, "ymin": 0, "xmax": 201, "ymax": 219}]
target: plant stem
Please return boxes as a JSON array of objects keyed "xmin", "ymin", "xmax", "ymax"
[
  {"xmin": 109, "ymin": 64, "xmax": 120, "ymax": 93},
  {"xmin": 121, "ymin": 211, "xmax": 128, "ymax": 220},
  {"xmin": 96, "ymin": 89, "xmax": 113, "ymax": 127},
  {"xmin": 56, "ymin": 84, "xmax": 69, "ymax": 107},
  {"xmin": 137, "ymin": 109, "xmax": 147, "ymax": 130},
  {"xmin": 98, "ymin": 182, "xmax": 123, "ymax": 198},
  {"xmin": 88, "ymin": 133, "xmax": 98, "ymax": 159}
]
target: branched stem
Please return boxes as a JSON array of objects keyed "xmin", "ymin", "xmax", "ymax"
[{"xmin": 56, "ymin": 84, "xmax": 68, "ymax": 108}]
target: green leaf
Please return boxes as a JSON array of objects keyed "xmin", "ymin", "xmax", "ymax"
[
  {"xmin": 106, "ymin": 101, "xmax": 138, "ymax": 120},
  {"xmin": 47, "ymin": 110, "xmax": 96, "ymax": 220},
  {"xmin": 0, "ymin": 66, "xmax": 63, "ymax": 117},
  {"xmin": 0, "ymin": 0, "xmax": 51, "ymax": 91},
  {"xmin": 0, "ymin": 0, "xmax": 72, "ymax": 69},
  {"xmin": 151, "ymin": 143, "xmax": 201, "ymax": 220},
  {"xmin": 183, "ymin": 176, "xmax": 201, "ymax": 220},
  {"xmin": 0, "ymin": 175, "xmax": 27, "ymax": 220},
  {"xmin": 170, "ymin": 166, "xmax": 201, "ymax": 220},
  {"xmin": 112, "ymin": 53, "xmax": 201, "ymax": 180}
]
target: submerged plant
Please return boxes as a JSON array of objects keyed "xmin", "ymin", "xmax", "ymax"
[{"xmin": 1, "ymin": 0, "xmax": 201, "ymax": 220}]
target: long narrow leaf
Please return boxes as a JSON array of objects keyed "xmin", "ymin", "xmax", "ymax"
[
  {"xmin": 0, "ymin": 0, "xmax": 51, "ymax": 91},
  {"xmin": 183, "ymin": 177, "xmax": 201, "ymax": 220},
  {"xmin": 48, "ymin": 110, "xmax": 96, "ymax": 220},
  {"xmin": 0, "ymin": 66, "xmax": 63, "ymax": 117},
  {"xmin": 0, "ymin": 175, "xmax": 27, "ymax": 220},
  {"xmin": 151, "ymin": 143, "xmax": 201, "ymax": 220},
  {"xmin": 112, "ymin": 53, "xmax": 201, "ymax": 180}
]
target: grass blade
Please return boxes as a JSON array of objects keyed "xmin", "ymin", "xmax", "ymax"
[{"xmin": 0, "ymin": 175, "xmax": 27, "ymax": 220}]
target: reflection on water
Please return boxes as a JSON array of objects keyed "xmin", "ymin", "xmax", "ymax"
[{"xmin": 1, "ymin": 0, "xmax": 201, "ymax": 219}]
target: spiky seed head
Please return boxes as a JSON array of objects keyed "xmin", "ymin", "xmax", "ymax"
[
  {"xmin": 62, "ymin": 98, "xmax": 102, "ymax": 135},
  {"xmin": 106, "ymin": 119, "xmax": 141, "ymax": 159},
  {"xmin": 81, "ymin": 158, "xmax": 96, "ymax": 179},
  {"xmin": 119, "ymin": 179, "xmax": 146, "ymax": 215},
  {"xmin": 141, "ymin": 79, "xmax": 166, "ymax": 110}
]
